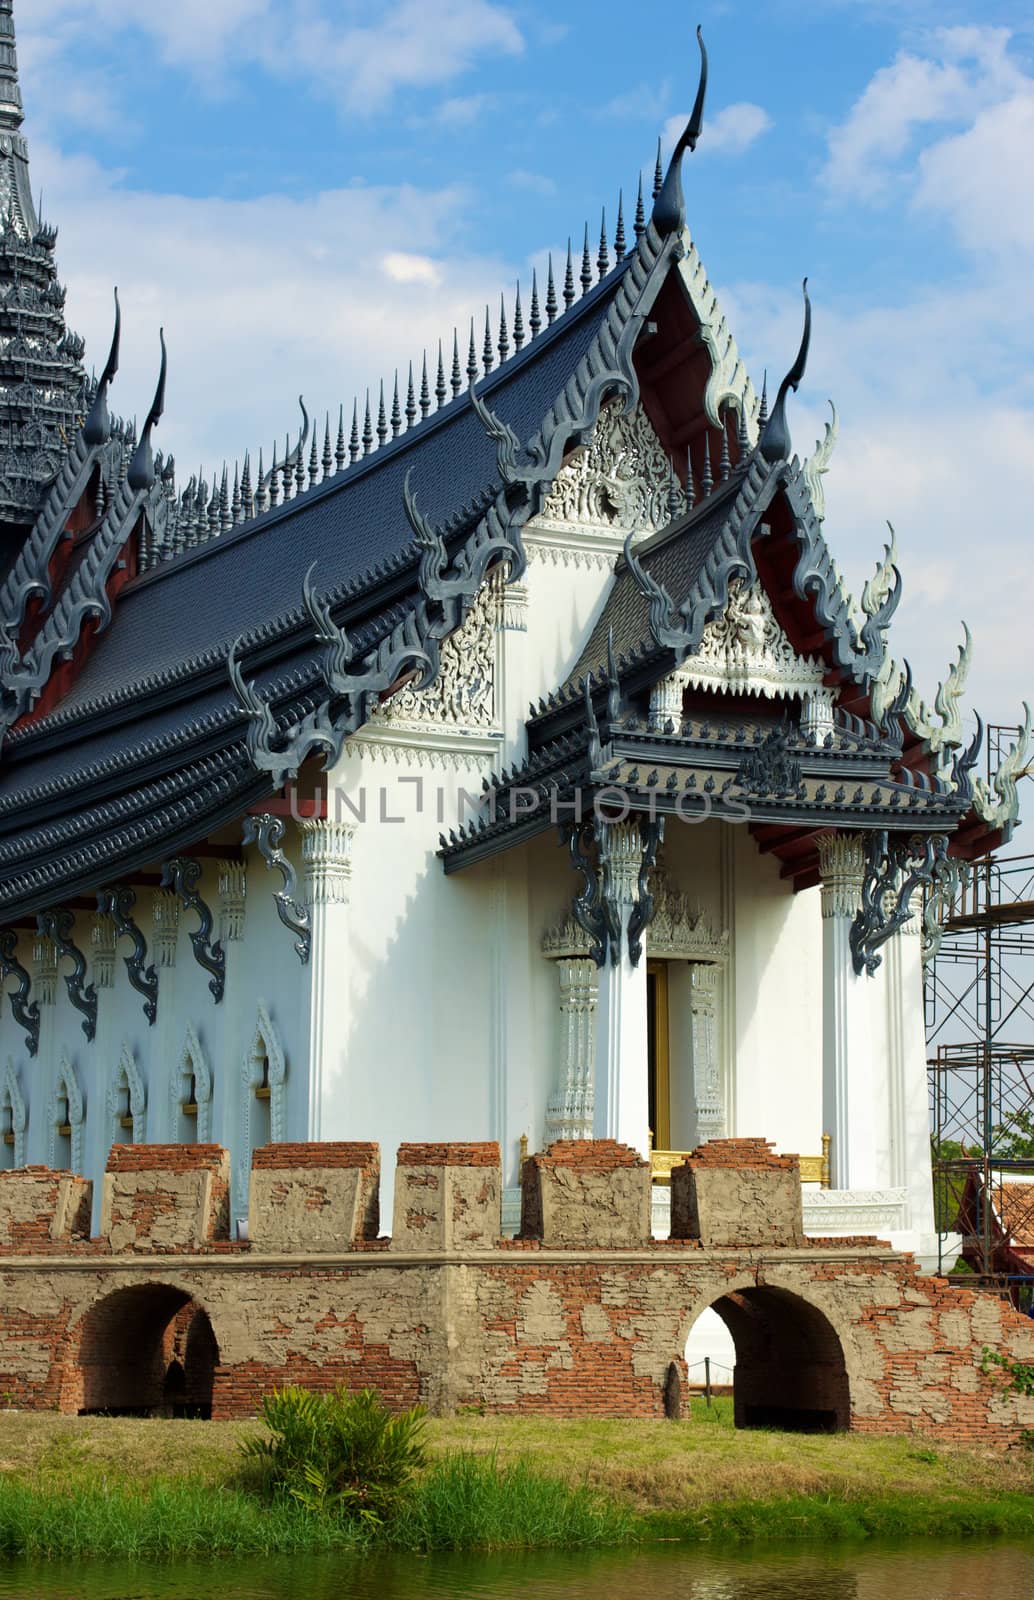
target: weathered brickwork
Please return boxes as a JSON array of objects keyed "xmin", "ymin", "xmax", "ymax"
[
  {"xmin": 100, "ymin": 1145, "xmax": 230, "ymax": 1253},
  {"xmin": 2, "ymin": 1138, "xmax": 1034, "ymax": 1443}
]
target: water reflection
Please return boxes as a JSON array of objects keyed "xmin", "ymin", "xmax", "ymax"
[{"xmin": 0, "ymin": 1540, "xmax": 1032, "ymax": 1600}]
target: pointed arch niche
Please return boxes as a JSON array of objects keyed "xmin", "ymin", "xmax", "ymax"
[
  {"xmin": 49, "ymin": 1055, "xmax": 85, "ymax": 1174},
  {"xmin": 108, "ymin": 1043, "xmax": 147, "ymax": 1147},
  {"xmin": 241, "ymin": 1003, "xmax": 286, "ymax": 1158},
  {"xmin": 171, "ymin": 1025, "xmax": 213, "ymax": 1144},
  {"xmin": 542, "ymin": 864, "xmax": 729, "ymax": 1151},
  {"xmin": 1, "ymin": 1059, "xmax": 27, "ymax": 1168}
]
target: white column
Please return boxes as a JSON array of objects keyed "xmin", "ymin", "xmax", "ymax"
[
  {"xmin": 690, "ymin": 962, "xmax": 724, "ymax": 1143},
  {"xmin": 818, "ymin": 833, "xmax": 883, "ymax": 1190},
  {"xmin": 593, "ymin": 822, "xmax": 650, "ymax": 1157},
  {"xmin": 886, "ymin": 909, "xmax": 936, "ymax": 1234},
  {"xmin": 545, "ymin": 956, "xmax": 598, "ymax": 1141},
  {"xmin": 301, "ymin": 819, "xmax": 354, "ymax": 1142}
]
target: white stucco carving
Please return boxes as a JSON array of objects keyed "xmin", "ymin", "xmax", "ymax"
[
  {"xmin": 108, "ymin": 1041, "xmax": 147, "ymax": 1144},
  {"xmin": 171, "ymin": 1023, "xmax": 212, "ymax": 1143},
  {"xmin": 217, "ymin": 863, "xmax": 247, "ymax": 944},
  {"xmin": 650, "ymin": 580, "xmax": 830, "ymax": 721},
  {"xmin": 375, "ymin": 583, "xmax": 497, "ymax": 734},
  {"xmin": 151, "ymin": 891, "xmax": 180, "ymax": 968},
  {"xmin": 802, "ymin": 399, "xmax": 838, "ymax": 523},
  {"xmin": 90, "ymin": 916, "xmax": 116, "ymax": 990},
  {"xmin": 538, "ymin": 398, "xmax": 684, "ymax": 536},
  {"xmin": 48, "ymin": 1053, "xmax": 84, "ymax": 1175},
  {"xmin": 32, "ymin": 936, "xmax": 56, "ymax": 1004},
  {"xmin": 1, "ymin": 1058, "xmax": 27, "ymax": 1167}
]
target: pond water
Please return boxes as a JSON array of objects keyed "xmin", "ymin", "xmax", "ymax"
[{"xmin": 0, "ymin": 1540, "xmax": 1032, "ymax": 1599}]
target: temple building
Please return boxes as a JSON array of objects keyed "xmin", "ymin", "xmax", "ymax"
[{"xmin": 0, "ymin": 4, "xmax": 1028, "ymax": 1264}]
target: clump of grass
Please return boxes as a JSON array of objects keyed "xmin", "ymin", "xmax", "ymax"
[{"xmin": 390, "ymin": 1453, "xmax": 634, "ymax": 1551}]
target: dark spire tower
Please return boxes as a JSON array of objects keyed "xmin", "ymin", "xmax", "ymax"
[{"xmin": 0, "ymin": 0, "xmax": 87, "ymax": 539}]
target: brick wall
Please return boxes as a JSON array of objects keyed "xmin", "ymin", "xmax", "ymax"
[
  {"xmin": 249, "ymin": 1143, "xmax": 380, "ymax": 1251},
  {"xmin": 1, "ymin": 1140, "xmax": 1034, "ymax": 1443}
]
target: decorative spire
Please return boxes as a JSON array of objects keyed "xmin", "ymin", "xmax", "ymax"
[
  {"xmin": 718, "ymin": 419, "xmax": 730, "ymax": 483},
  {"xmin": 435, "ymin": 340, "xmax": 447, "ymax": 408},
  {"xmin": 597, "ymin": 208, "xmax": 609, "ymax": 279},
  {"xmin": 420, "ymin": 351, "xmax": 431, "ymax": 417},
  {"xmin": 699, "ymin": 430, "xmax": 713, "ymax": 498},
  {"xmin": 546, "ymin": 255, "xmax": 558, "ymax": 323},
  {"xmin": 497, "ymin": 293, "xmax": 510, "ymax": 364},
  {"xmin": 513, "ymin": 282, "xmax": 524, "ymax": 350},
  {"xmin": 268, "ymin": 444, "xmax": 279, "ymax": 508},
  {"xmin": 467, "ymin": 319, "xmax": 479, "ymax": 387},
  {"xmin": 652, "ymin": 137, "xmax": 663, "ymax": 200},
  {"xmin": 349, "ymin": 400, "xmax": 360, "ymax": 463},
  {"xmin": 307, "ymin": 425, "xmax": 319, "ymax": 487},
  {"xmin": 563, "ymin": 240, "xmax": 575, "ymax": 309},
  {"xmin": 362, "ymin": 391, "xmax": 373, "ymax": 456},
  {"xmin": 759, "ymin": 279, "xmax": 811, "ymax": 464},
  {"xmin": 336, "ymin": 404, "xmax": 347, "ymax": 471},
  {"xmin": 580, "ymin": 223, "xmax": 593, "ymax": 295},
  {"xmin": 614, "ymin": 191, "xmax": 626, "ymax": 260},
  {"xmin": 652, "ymin": 25, "xmax": 708, "ymax": 236},
  {"xmin": 0, "ymin": 0, "xmax": 23, "ymax": 134},
  {"xmin": 406, "ymin": 362, "xmax": 417, "ymax": 429},
  {"xmin": 634, "ymin": 174, "xmax": 646, "ymax": 239},
  {"xmin": 482, "ymin": 307, "xmax": 494, "ymax": 374},
  {"xmin": 450, "ymin": 330, "xmax": 462, "ymax": 396},
  {"xmin": 529, "ymin": 269, "xmax": 541, "ymax": 338},
  {"xmin": 390, "ymin": 371, "xmax": 402, "ymax": 438},
  {"xmin": 757, "ymin": 372, "xmax": 768, "ymax": 428},
  {"xmin": 321, "ymin": 413, "xmax": 332, "ymax": 479},
  {"xmin": 241, "ymin": 453, "xmax": 254, "ymax": 519},
  {"xmin": 231, "ymin": 462, "xmax": 242, "ymax": 525},
  {"xmin": 376, "ymin": 380, "xmax": 388, "ymax": 446}
]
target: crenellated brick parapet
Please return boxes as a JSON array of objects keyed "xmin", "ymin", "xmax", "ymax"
[{"xmin": 0, "ymin": 1138, "xmax": 1033, "ymax": 1444}]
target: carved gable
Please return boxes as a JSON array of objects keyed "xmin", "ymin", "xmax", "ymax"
[
  {"xmin": 372, "ymin": 581, "xmax": 498, "ymax": 735},
  {"xmin": 537, "ymin": 398, "xmax": 685, "ymax": 537}
]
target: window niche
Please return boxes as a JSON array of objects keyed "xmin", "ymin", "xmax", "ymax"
[{"xmin": 172, "ymin": 1026, "xmax": 212, "ymax": 1144}]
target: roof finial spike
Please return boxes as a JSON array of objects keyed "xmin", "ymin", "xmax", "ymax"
[
  {"xmin": 450, "ymin": 329, "xmax": 462, "ymax": 396},
  {"xmin": 497, "ymin": 293, "xmax": 510, "ymax": 364},
  {"xmin": 420, "ymin": 351, "xmax": 431, "ymax": 416},
  {"xmin": 482, "ymin": 307, "xmax": 494, "ymax": 375},
  {"xmin": 435, "ymin": 339, "xmax": 447, "ymax": 408},
  {"xmin": 268, "ymin": 443, "xmax": 279, "ymax": 508},
  {"xmin": 597, "ymin": 207, "xmax": 610, "ymax": 279},
  {"xmin": 759, "ymin": 278, "xmax": 812, "ymax": 464},
  {"xmin": 467, "ymin": 318, "xmax": 479, "ymax": 387},
  {"xmin": 83, "ymin": 287, "xmax": 121, "ymax": 446},
  {"xmin": 634, "ymin": 173, "xmax": 646, "ymax": 238},
  {"xmin": 257, "ymin": 448, "xmax": 268, "ymax": 513},
  {"xmin": 308, "ymin": 423, "xmax": 319, "ymax": 487},
  {"xmin": 362, "ymin": 390, "xmax": 374, "ymax": 456},
  {"xmin": 736, "ymin": 402, "xmax": 750, "ymax": 462},
  {"xmin": 546, "ymin": 254, "xmax": 558, "ymax": 323},
  {"xmin": 614, "ymin": 190, "xmax": 626, "ymax": 260},
  {"xmin": 349, "ymin": 400, "xmax": 360, "ymax": 463},
  {"xmin": 529, "ymin": 268, "xmax": 541, "ymax": 338},
  {"xmin": 700, "ymin": 431, "xmax": 713, "ymax": 498},
  {"xmin": 336, "ymin": 404, "xmax": 346, "ymax": 471},
  {"xmin": 512, "ymin": 281, "xmax": 524, "ymax": 350},
  {"xmin": 653, "ymin": 137, "xmax": 664, "ymax": 200},
  {"xmin": 376, "ymin": 379, "xmax": 388, "ymax": 446},
  {"xmin": 127, "ymin": 329, "xmax": 168, "ymax": 492},
  {"xmin": 212, "ymin": 464, "xmax": 225, "ymax": 528},
  {"xmin": 652, "ymin": 25, "xmax": 708, "ymax": 236},
  {"xmin": 668, "ymin": 454, "xmax": 680, "ymax": 520},
  {"xmin": 718, "ymin": 417, "xmax": 731, "ymax": 483},
  {"xmin": 406, "ymin": 361, "xmax": 417, "ymax": 429},
  {"xmin": 231, "ymin": 461, "xmax": 242, "ymax": 524},
  {"xmin": 685, "ymin": 454, "xmax": 696, "ymax": 511},
  {"xmin": 757, "ymin": 370, "xmax": 768, "ymax": 428},
  {"xmin": 390, "ymin": 371, "xmax": 402, "ymax": 438},
  {"xmin": 563, "ymin": 239, "xmax": 575, "ymax": 309},
  {"xmin": 322, "ymin": 412, "xmax": 333, "ymax": 479},
  {"xmin": 580, "ymin": 222, "xmax": 593, "ymax": 295},
  {"xmin": 220, "ymin": 463, "xmax": 232, "ymax": 532},
  {"xmin": 241, "ymin": 452, "xmax": 254, "ymax": 519}
]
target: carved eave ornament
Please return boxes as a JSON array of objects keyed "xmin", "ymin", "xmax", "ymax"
[{"xmin": 532, "ymin": 398, "xmax": 685, "ymax": 551}]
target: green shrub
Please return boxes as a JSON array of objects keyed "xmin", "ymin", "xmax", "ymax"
[{"xmin": 240, "ymin": 1385, "xmax": 427, "ymax": 1527}]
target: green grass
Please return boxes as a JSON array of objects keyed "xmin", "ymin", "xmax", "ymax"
[{"xmin": 1, "ymin": 1409, "xmax": 1033, "ymax": 1560}]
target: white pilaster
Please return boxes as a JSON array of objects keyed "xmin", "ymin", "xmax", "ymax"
[
  {"xmin": 886, "ymin": 909, "xmax": 936, "ymax": 1235},
  {"xmin": 818, "ymin": 833, "xmax": 884, "ymax": 1190},
  {"xmin": 545, "ymin": 956, "xmax": 598, "ymax": 1141},
  {"xmin": 301, "ymin": 819, "xmax": 354, "ymax": 1142},
  {"xmin": 593, "ymin": 822, "xmax": 649, "ymax": 1157}
]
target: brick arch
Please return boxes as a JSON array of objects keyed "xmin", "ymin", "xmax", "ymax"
[
  {"xmin": 61, "ymin": 1280, "xmax": 221, "ymax": 1418},
  {"xmin": 676, "ymin": 1278, "xmax": 851, "ymax": 1432}
]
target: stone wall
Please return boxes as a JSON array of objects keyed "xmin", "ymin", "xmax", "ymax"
[{"xmin": 1, "ymin": 1138, "xmax": 1033, "ymax": 1442}]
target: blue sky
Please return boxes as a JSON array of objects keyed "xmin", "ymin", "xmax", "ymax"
[{"xmin": 16, "ymin": 0, "xmax": 1034, "ymax": 732}]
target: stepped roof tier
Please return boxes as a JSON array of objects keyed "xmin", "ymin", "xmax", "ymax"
[{"xmin": 0, "ymin": 9, "xmax": 1026, "ymax": 927}]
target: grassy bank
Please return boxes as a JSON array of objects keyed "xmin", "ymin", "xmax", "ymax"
[{"xmin": 1, "ymin": 1406, "xmax": 1033, "ymax": 1558}]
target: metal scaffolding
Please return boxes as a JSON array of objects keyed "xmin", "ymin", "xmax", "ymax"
[{"xmin": 925, "ymin": 725, "xmax": 1034, "ymax": 1295}]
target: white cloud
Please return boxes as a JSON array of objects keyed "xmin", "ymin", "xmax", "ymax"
[
  {"xmin": 18, "ymin": 0, "xmax": 524, "ymax": 120},
  {"xmin": 382, "ymin": 252, "xmax": 441, "ymax": 285},
  {"xmin": 662, "ymin": 102, "xmax": 772, "ymax": 160},
  {"xmin": 507, "ymin": 169, "xmax": 557, "ymax": 197}
]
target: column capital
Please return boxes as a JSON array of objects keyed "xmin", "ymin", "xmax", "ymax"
[
  {"xmin": 301, "ymin": 818, "xmax": 354, "ymax": 906},
  {"xmin": 816, "ymin": 831, "xmax": 866, "ymax": 919},
  {"xmin": 598, "ymin": 819, "xmax": 644, "ymax": 909}
]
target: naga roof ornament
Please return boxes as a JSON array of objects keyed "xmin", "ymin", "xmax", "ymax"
[
  {"xmin": 652, "ymin": 24, "xmax": 708, "ymax": 237},
  {"xmin": 759, "ymin": 279, "xmax": 811, "ymax": 464},
  {"xmin": 127, "ymin": 330, "xmax": 167, "ymax": 492},
  {"xmin": 801, "ymin": 399, "xmax": 837, "ymax": 521},
  {"xmin": 83, "ymin": 289, "xmax": 122, "ymax": 447}
]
